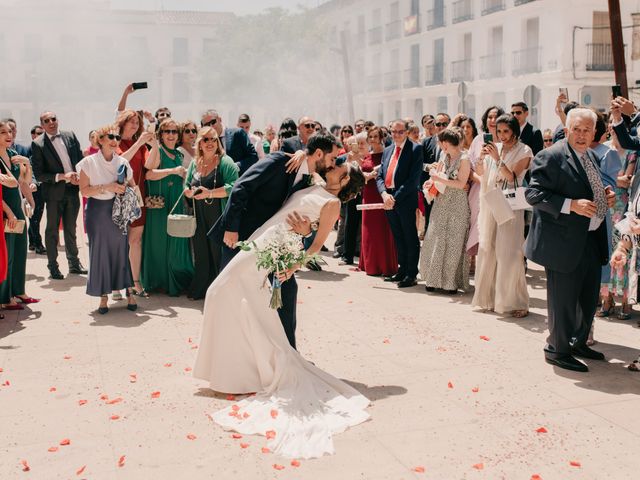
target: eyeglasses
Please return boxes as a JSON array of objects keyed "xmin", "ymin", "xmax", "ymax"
[
  {"xmin": 355, "ymin": 123, "xmax": 364, "ymax": 128},
  {"xmin": 543, "ymin": 138, "xmax": 553, "ymax": 143},
  {"xmin": 202, "ymin": 118, "xmax": 217, "ymax": 127},
  {"xmin": 434, "ymin": 122, "xmax": 447, "ymax": 127},
  {"xmin": 183, "ymin": 128, "xmax": 198, "ymax": 134},
  {"xmin": 43, "ymin": 117, "xmax": 57, "ymax": 124},
  {"xmin": 157, "ymin": 112, "xmax": 171, "ymax": 118},
  {"xmin": 106, "ymin": 133, "xmax": 122, "ymax": 141},
  {"xmin": 202, "ymin": 137, "xmax": 218, "ymax": 144},
  {"xmin": 162, "ymin": 129, "xmax": 178, "ymax": 135},
  {"xmin": 390, "ymin": 130, "xmax": 406, "ymax": 135},
  {"xmin": 511, "ymin": 111, "xmax": 524, "ymax": 116},
  {"xmin": 302, "ymin": 123, "xmax": 316, "ymax": 129}
]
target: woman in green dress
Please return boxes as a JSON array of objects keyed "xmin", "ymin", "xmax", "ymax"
[
  {"xmin": 0, "ymin": 121, "xmax": 40, "ymax": 312},
  {"xmin": 183, "ymin": 126, "xmax": 239, "ymax": 299},
  {"xmin": 141, "ymin": 119, "xmax": 194, "ymax": 296}
]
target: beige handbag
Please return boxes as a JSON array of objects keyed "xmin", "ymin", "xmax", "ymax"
[
  {"xmin": 166, "ymin": 190, "xmax": 196, "ymax": 238},
  {"xmin": 482, "ymin": 186, "xmax": 515, "ymax": 225}
]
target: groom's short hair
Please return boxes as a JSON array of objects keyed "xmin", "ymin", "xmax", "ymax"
[{"xmin": 305, "ymin": 132, "xmax": 340, "ymax": 155}]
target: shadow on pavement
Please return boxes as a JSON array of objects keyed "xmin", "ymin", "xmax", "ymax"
[{"xmin": 342, "ymin": 379, "xmax": 408, "ymax": 401}]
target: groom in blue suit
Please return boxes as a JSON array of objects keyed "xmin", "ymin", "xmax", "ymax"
[{"xmin": 209, "ymin": 133, "xmax": 341, "ymax": 349}]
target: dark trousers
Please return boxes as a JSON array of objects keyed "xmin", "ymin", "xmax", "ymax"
[
  {"xmin": 386, "ymin": 201, "xmax": 420, "ymax": 279},
  {"xmin": 334, "ymin": 203, "xmax": 346, "ymax": 254},
  {"xmin": 220, "ymin": 243, "xmax": 298, "ymax": 350},
  {"xmin": 28, "ymin": 189, "xmax": 45, "ymax": 248},
  {"xmin": 545, "ymin": 233, "xmax": 600, "ymax": 357},
  {"xmin": 342, "ymin": 195, "xmax": 361, "ymax": 261},
  {"xmin": 44, "ymin": 188, "xmax": 81, "ymax": 270}
]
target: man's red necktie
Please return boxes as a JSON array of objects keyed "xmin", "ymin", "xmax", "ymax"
[{"xmin": 385, "ymin": 145, "xmax": 402, "ymax": 188}]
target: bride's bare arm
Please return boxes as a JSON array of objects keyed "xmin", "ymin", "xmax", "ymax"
[{"xmin": 306, "ymin": 198, "xmax": 341, "ymax": 256}]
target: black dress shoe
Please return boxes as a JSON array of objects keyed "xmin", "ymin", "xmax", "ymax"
[
  {"xmin": 397, "ymin": 277, "xmax": 418, "ymax": 288},
  {"xmin": 545, "ymin": 355, "xmax": 588, "ymax": 372},
  {"xmin": 69, "ymin": 263, "xmax": 88, "ymax": 275},
  {"xmin": 320, "ymin": 245, "xmax": 329, "ymax": 252},
  {"xmin": 338, "ymin": 258, "xmax": 354, "ymax": 266},
  {"xmin": 425, "ymin": 286, "xmax": 435, "ymax": 292},
  {"xmin": 384, "ymin": 273, "xmax": 404, "ymax": 282},
  {"xmin": 49, "ymin": 267, "xmax": 64, "ymax": 280},
  {"xmin": 28, "ymin": 244, "xmax": 36, "ymax": 251},
  {"xmin": 306, "ymin": 259, "xmax": 322, "ymax": 271},
  {"xmin": 332, "ymin": 251, "xmax": 342, "ymax": 259},
  {"xmin": 571, "ymin": 345, "xmax": 605, "ymax": 361},
  {"xmin": 35, "ymin": 246, "xmax": 47, "ymax": 255}
]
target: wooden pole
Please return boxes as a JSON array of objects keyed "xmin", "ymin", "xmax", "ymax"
[{"xmin": 608, "ymin": 0, "xmax": 628, "ymax": 97}]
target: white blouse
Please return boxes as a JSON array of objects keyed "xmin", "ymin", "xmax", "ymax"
[{"xmin": 76, "ymin": 151, "xmax": 133, "ymax": 200}]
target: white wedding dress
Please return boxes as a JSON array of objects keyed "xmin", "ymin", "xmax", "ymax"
[{"xmin": 193, "ymin": 185, "xmax": 370, "ymax": 459}]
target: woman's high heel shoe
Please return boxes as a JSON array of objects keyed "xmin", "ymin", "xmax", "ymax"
[
  {"xmin": 98, "ymin": 295, "xmax": 109, "ymax": 315},
  {"xmin": 126, "ymin": 290, "xmax": 138, "ymax": 312}
]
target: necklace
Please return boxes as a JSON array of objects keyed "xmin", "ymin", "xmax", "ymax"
[{"xmin": 202, "ymin": 164, "xmax": 218, "ymax": 205}]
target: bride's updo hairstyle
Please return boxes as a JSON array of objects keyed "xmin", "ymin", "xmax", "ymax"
[{"xmin": 337, "ymin": 161, "xmax": 365, "ymax": 203}]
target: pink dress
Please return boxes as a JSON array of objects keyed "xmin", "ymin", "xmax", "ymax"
[{"xmin": 466, "ymin": 134, "xmax": 484, "ymax": 255}]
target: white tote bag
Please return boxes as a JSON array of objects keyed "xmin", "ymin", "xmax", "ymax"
[{"xmin": 483, "ymin": 187, "xmax": 515, "ymax": 225}]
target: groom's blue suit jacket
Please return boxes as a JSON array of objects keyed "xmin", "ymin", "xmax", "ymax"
[{"xmin": 209, "ymin": 151, "xmax": 298, "ymax": 244}]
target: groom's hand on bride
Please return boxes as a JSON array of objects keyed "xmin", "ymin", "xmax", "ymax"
[
  {"xmin": 287, "ymin": 211, "xmax": 312, "ymax": 236},
  {"xmin": 223, "ymin": 231, "xmax": 239, "ymax": 248},
  {"xmin": 284, "ymin": 150, "xmax": 306, "ymax": 173}
]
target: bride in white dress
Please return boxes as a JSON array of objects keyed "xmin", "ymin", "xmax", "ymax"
[{"xmin": 193, "ymin": 162, "xmax": 369, "ymax": 459}]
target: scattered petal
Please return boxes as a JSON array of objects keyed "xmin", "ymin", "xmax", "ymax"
[
  {"xmin": 0, "ymin": 367, "xmax": 3, "ymax": 372},
  {"xmin": 21, "ymin": 459, "xmax": 30, "ymax": 472},
  {"xmin": 447, "ymin": 381, "xmax": 454, "ymax": 389},
  {"xmin": 231, "ymin": 405, "xmax": 240, "ymax": 412},
  {"xmin": 265, "ymin": 430, "xmax": 276, "ymax": 440},
  {"xmin": 188, "ymin": 337, "xmax": 193, "ymax": 343},
  {"xmin": 150, "ymin": 391, "xmax": 160, "ymax": 399},
  {"xmin": 184, "ymin": 367, "xmax": 192, "ymax": 372},
  {"xmin": 569, "ymin": 461, "xmax": 581, "ymax": 468},
  {"xmin": 63, "ymin": 355, "xmax": 72, "ymax": 360},
  {"xmin": 129, "ymin": 374, "xmax": 137, "ymax": 383},
  {"xmin": 270, "ymin": 409, "xmax": 279, "ymax": 419},
  {"xmin": 186, "ymin": 434, "xmax": 197, "ymax": 440},
  {"xmin": 110, "ymin": 415, "xmax": 120, "ymax": 420},
  {"xmin": 226, "ymin": 394, "xmax": 236, "ymax": 401},
  {"xmin": 48, "ymin": 447, "xmax": 59, "ymax": 452},
  {"xmin": 240, "ymin": 443, "xmax": 249, "ymax": 449},
  {"xmin": 472, "ymin": 463, "xmax": 484, "ymax": 470},
  {"xmin": 413, "ymin": 466, "xmax": 426, "ymax": 473},
  {"xmin": 531, "ymin": 475, "xmax": 542, "ymax": 480},
  {"xmin": 191, "ymin": 345, "xmax": 198, "ymax": 350},
  {"xmin": 78, "ymin": 400, "xmax": 88, "ymax": 406},
  {"xmin": 291, "ymin": 459, "xmax": 301, "ymax": 467},
  {"xmin": 228, "ymin": 411, "xmax": 238, "ymax": 417},
  {"xmin": 106, "ymin": 397, "xmax": 123, "ymax": 405},
  {"xmin": 242, "ymin": 412, "xmax": 250, "ymax": 419},
  {"xmin": 2, "ymin": 380, "xmax": 10, "ymax": 386},
  {"xmin": 479, "ymin": 336, "xmax": 490, "ymax": 341},
  {"xmin": 99, "ymin": 394, "xmax": 109, "ymax": 400},
  {"xmin": 261, "ymin": 447, "xmax": 271, "ymax": 454},
  {"xmin": 535, "ymin": 427, "xmax": 548, "ymax": 434},
  {"xmin": 273, "ymin": 464, "xmax": 285, "ymax": 470},
  {"xmin": 382, "ymin": 338, "xmax": 390, "ymax": 344},
  {"xmin": 76, "ymin": 465, "xmax": 86, "ymax": 476},
  {"xmin": 60, "ymin": 438, "xmax": 71, "ymax": 446},
  {"xmin": 163, "ymin": 363, "xmax": 172, "ymax": 368},
  {"xmin": 49, "ymin": 387, "xmax": 57, "ymax": 392},
  {"xmin": 232, "ymin": 433, "xmax": 243, "ymax": 439},
  {"xmin": 117, "ymin": 455, "xmax": 126, "ymax": 467},
  {"xmin": 471, "ymin": 387, "xmax": 479, "ymax": 393},
  {"xmin": 437, "ymin": 346, "xmax": 447, "ymax": 352},
  {"xmin": 347, "ymin": 300, "xmax": 353, "ymax": 304}
]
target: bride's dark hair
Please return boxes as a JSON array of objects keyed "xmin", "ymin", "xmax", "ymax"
[{"xmin": 337, "ymin": 162, "xmax": 365, "ymax": 203}]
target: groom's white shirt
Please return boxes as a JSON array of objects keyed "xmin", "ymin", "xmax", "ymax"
[{"xmin": 293, "ymin": 158, "xmax": 310, "ymax": 186}]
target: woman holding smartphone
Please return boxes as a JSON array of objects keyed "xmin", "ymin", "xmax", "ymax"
[{"xmin": 183, "ymin": 127, "xmax": 238, "ymax": 299}]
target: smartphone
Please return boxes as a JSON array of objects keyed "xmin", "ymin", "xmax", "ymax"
[
  {"xmin": 612, "ymin": 84, "xmax": 622, "ymax": 98},
  {"xmin": 193, "ymin": 187, "xmax": 204, "ymax": 196},
  {"xmin": 559, "ymin": 87, "xmax": 568, "ymax": 99},
  {"xmin": 132, "ymin": 82, "xmax": 148, "ymax": 90},
  {"xmin": 483, "ymin": 133, "xmax": 493, "ymax": 144}
]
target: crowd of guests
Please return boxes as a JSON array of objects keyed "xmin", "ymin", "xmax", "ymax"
[{"xmin": 4, "ymin": 83, "xmax": 640, "ymax": 373}]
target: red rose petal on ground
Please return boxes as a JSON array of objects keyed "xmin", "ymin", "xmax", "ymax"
[
  {"xmin": 413, "ymin": 466, "xmax": 426, "ymax": 473},
  {"xmin": 186, "ymin": 434, "xmax": 197, "ymax": 440},
  {"xmin": 273, "ymin": 464, "xmax": 285, "ymax": 470},
  {"xmin": 163, "ymin": 363, "xmax": 172, "ymax": 367},
  {"xmin": 76, "ymin": 465, "xmax": 86, "ymax": 476},
  {"xmin": 117, "ymin": 455, "xmax": 126, "ymax": 467},
  {"xmin": 265, "ymin": 430, "xmax": 276, "ymax": 440},
  {"xmin": 226, "ymin": 394, "xmax": 236, "ymax": 401},
  {"xmin": 184, "ymin": 367, "xmax": 192, "ymax": 372},
  {"xmin": 347, "ymin": 300, "xmax": 353, "ymax": 304},
  {"xmin": 383, "ymin": 338, "xmax": 390, "ymax": 344},
  {"xmin": 471, "ymin": 387, "xmax": 479, "ymax": 393},
  {"xmin": 110, "ymin": 415, "xmax": 120, "ymax": 420},
  {"xmin": 63, "ymin": 355, "xmax": 72, "ymax": 360},
  {"xmin": 188, "ymin": 337, "xmax": 193, "ymax": 343},
  {"xmin": 106, "ymin": 397, "xmax": 123, "ymax": 405},
  {"xmin": 0, "ymin": 367, "xmax": 3, "ymax": 372},
  {"xmin": 60, "ymin": 438, "xmax": 71, "ymax": 446},
  {"xmin": 228, "ymin": 411, "xmax": 238, "ymax": 417},
  {"xmin": 531, "ymin": 475, "xmax": 542, "ymax": 480},
  {"xmin": 569, "ymin": 461, "xmax": 581, "ymax": 468},
  {"xmin": 48, "ymin": 447, "xmax": 59, "ymax": 452},
  {"xmin": 242, "ymin": 412, "xmax": 250, "ymax": 418},
  {"xmin": 240, "ymin": 443, "xmax": 249, "ymax": 449},
  {"xmin": 291, "ymin": 459, "xmax": 301, "ymax": 467},
  {"xmin": 99, "ymin": 394, "xmax": 109, "ymax": 400},
  {"xmin": 479, "ymin": 335, "xmax": 490, "ymax": 341},
  {"xmin": 78, "ymin": 400, "xmax": 87, "ymax": 406},
  {"xmin": 2, "ymin": 380, "xmax": 10, "ymax": 386},
  {"xmin": 49, "ymin": 387, "xmax": 57, "ymax": 392},
  {"xmin": 536, "ymin": 427, "xmax": 548, "ymax": 433},
  {"xmin": 129, "ymin": 374, "xmax": 137, "ymax": 383},
  {"xmin": 191, "ymin": 345, "xmax": 198, "ymax": 350},
  {"xmin": 261, "ymin": 447, "xmax": 271, "ymax": 454},
  {"xmin": 21, "ymin": 460, "xmax": 30, "ymax": 472},
  {"xmin": 232, "ymin": 433, "xmax": 243, "ymax": 439},
  {"xmin": 270, "ymin": 409, "xmax": 279, "ymax": 419},
  {"xmin": 231, "ymin": 405, "xmax": 240, "ymax": 412},
  {"xmin": 472, "ymin": 463, "xmax": 484, "ymax": 470},
  {"xmin": 447, "ymin": 381, "xmax": 454, "ymax": 389},
  {"xmin": 150, "ymin": 391, "xmax": 160, "ymax": 399}
]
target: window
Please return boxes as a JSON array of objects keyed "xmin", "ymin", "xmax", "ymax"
[
  {"xmin": 172, "ymin": 72, "xmax": 189, "ymax": 103},
  {"xmin": 173, "ymin": 38, "xmax": 188, "ymax": 66},
  {"xmin": 410, "ymin": 0, "xmax": 420, "ymax": 16}
]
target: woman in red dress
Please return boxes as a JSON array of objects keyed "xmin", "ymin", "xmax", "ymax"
[{"xmin": 358, "ymin": 126, "xmax": 398, "ymax": 276}]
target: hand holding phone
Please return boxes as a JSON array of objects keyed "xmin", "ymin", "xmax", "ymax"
[
  {"xmin": 132, "ymin": 82, "xmax": 148, "ymax": 90},
  {"xmin": 483, "ymin": 133, "xmax": 493, "ymax": 144},
  {"xmin": 612, "ymin": 84, "xmax": 622, "ymax": 99}
]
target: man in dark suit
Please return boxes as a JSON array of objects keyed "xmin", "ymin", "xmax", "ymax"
[
  {"xmin": 377, "ymin": 119, "xmax": 423, "ymax": 288},
  {"xmin": 201, "ymin": 109, "xmax": 258, "ymax": 176},
  {"xmin": 31, "ymin": 111, "xmax": 86, "ymax": 280},
  {"xmin": 511, "ymin": 102, "xmax": 543, "ymax": 155},
  {"xmin": 209, "ymin": 132, "xmax": 341, "ymax": 349},
  {"xmin": 420, "ymin": 113, "xmax": 449, "ymax": 234},
  {"xmin": 525, "ymin": 108, "xmax": 616, "ymax": 372},
  {"xmin": 281, "ymin": 116, "xmax": 316, "ymax": 155}
]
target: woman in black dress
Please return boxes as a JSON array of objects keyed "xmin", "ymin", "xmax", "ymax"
[{"xmin": 184, "ymin": 127, "xmax": 239, "ymax": 299}]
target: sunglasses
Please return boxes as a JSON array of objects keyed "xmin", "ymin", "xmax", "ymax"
[
  {"xmin": 106, "ymin": 133, "xmax": 122, "ymax": 141},
  {"xmin": 183, "ymin": 128, "xmax": 198, "ymax": 134},
  {"xmin": 158, "ymin": 112, "xmax": 171, "ymax": 118},
  {"xmin": 202, "ymin": 119, "xmax": 217, "ymax": 127},
  {"xmin": 511, "ymin": 111, "xmax": 524, "ymax": 115},
  {"xmin": 302, "ymin": 123, "xmax": 316, "ymax": 129},
  {"xmin": 162, "ymin": 129, "xmax": 178, "ymax": 135},
  {"xmin": 543, "ymin": 138, "xmax": 553, "ymax": 143},
  {"xmin": 43, "ymin": 117, "xmax": 57, "ymax": 124},
  {"xmin": 435, "ymin": 122, "xmax": 447, "ymax": 127},
  {"xmin": 202, "ymin": 137, "xmax": 218, "ymax": 144}
]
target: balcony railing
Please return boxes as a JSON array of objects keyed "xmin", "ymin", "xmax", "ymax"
[
  {"xmin": 426, "ymin": 6, "xmax": 446, "ymax": 30},
  {"xmin": 451, "ymin": 59, "xmax": 473, "ymax": 82},
  {"xmin": 368, "ymin": 26, "xmax": 382, "ymax": 46},
  {"xmin": 479, "ymin": 53, "xmax": 504, "ymax": 79},
  {"xmin": 452, "ymin": 0, "xmax": 473, "ymax": 24},
  {"xmin": 425, "ymin": 63, "xmax": 445, "ymax": 85},
  {"xmin": 403, "ymin": 68, "xmax": 420, "ymax": 88},
  {"xmin": 367, "ymin": 74, "xmax": 382, "ymax": 93},
  {"xmin": 384, "ymin": 71, "xmax": 401, "ymax": 91},
  {"xmin": 586, "ymin": 43, "xmax": 615, "ymax": 71},
  {"xmin": 385, "ymin": 20, "xmax": 401, "ymax": 41},
  {"xmin": 481, "ymin": 0, "xmax": 504, "ymax": 15},
  {"xmin": 512, "ymin": 46, "xmax": 542, "ymax": 75},
  {"xmin": 514, "ymin": 0, "xmax": 535, "ymax": 5}
]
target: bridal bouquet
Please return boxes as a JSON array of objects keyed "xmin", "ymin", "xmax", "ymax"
[{"xmin": 238, "ymin": 226, "xmax": 320, "ymax": 309}]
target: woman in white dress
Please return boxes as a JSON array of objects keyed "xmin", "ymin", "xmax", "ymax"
[
  {"xmin": 193, "ymin": 162, "xmax": 369, "ymax": 459},
  {"xmin": 472, "ymin": 114, "xmax": 532, "ymax": 317}
]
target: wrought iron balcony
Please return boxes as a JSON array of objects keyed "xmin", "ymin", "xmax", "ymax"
[
  {"xmin": 368, "ymin": 26, "xmax": 382, "ymax": 46},
  {"xmin": 451, "ymin": 59, "xmax": 473, "ymax": 82},
  {"xmin": 512, "ymin": 47, "xmax": 541, "ymax": 75},
  {"xmin": 425, "ymin": 64, "xmax": 445, "ymax": 86},
  {"xmin": 479, "ymin": 53, "xmax": 504, "ymax": 79},
  {"xmin": 586, "ymin": 43, "xmax": 616, "ymax": 71},
  {"xmin": 481, "ymin": 0, "xmax": 504, "ymax": 16},
  {"xmin": 426, "ymin": 6, "xmax": 446, "ymax": 30},
  {"xmin": 403, "ymin": 68, "xmax": 420, "ymax": 88},
  {"xmin": 452, "ymin": 0, "xmax": 473, "ymax": 24}
]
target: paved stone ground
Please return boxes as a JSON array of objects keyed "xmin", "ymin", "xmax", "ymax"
[{"xmin": 2, "ymin": 231, "xmax": 640, "ymax": 479}]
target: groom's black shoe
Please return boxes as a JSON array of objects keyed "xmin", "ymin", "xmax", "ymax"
[
  {"xmin": 397, "ymin": 277, "xmax": 417, "ymax": 288},
  {"xmin": 384, "ymin": 273, "xmax": 404, "ymax": 283},
  {"xmin": 545, "ymin": 355, "xmax": 588, "ymax": 372},
  {"xmin": 571, "ymin": 345, "xmax": 605, "ymax": 361}
]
